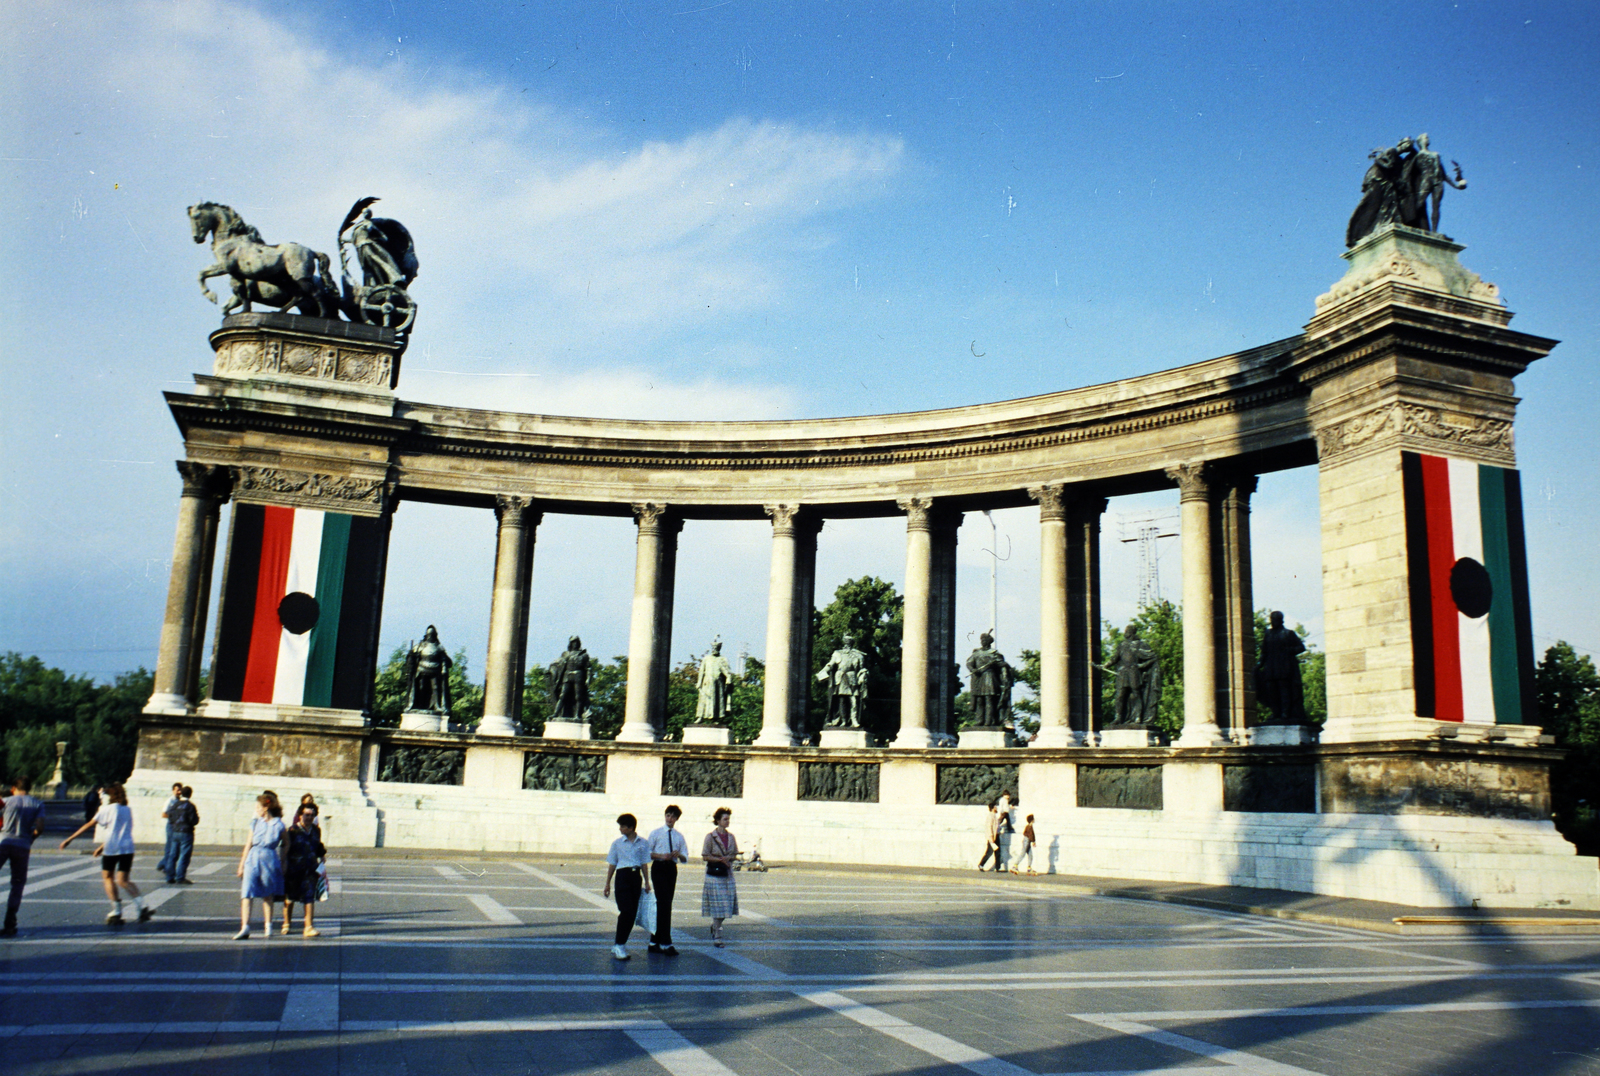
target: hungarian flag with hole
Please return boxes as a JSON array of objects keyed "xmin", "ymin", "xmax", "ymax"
[
  {"xmin": 1402, "ymin": 452, "xmax": 1536, "ymax": 724},
  {"xmin": 210, "ymin": 503, "xmax": 384, "ymax": 709}
]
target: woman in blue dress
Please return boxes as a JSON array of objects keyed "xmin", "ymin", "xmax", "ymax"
[{"xmin": 234, "ymin": 794, "xmax": 285, "ymax": 940}]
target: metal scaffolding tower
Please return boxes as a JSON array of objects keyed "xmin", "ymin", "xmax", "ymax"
[{"xmin": 1117, "ymin": 509, "xmax": 1180, "ymax": 607}]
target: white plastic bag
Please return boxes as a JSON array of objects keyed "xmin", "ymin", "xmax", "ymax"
[{"xmin": 634, "ymin": 889, "xmax": 657, "ymax": 934}]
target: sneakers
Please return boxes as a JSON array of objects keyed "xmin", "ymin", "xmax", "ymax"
[
  {"xmin": 106, "ymin": 913, "xmax": 124, "ymax": 925},
  {"xmin": 610, "ymin": 945, "xmax": 630, "ymax": 960},
  {"xmin": 138, "ymin": 908, "xmax": 155, "ymax": 923}
]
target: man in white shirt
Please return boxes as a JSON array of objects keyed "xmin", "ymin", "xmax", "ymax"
[
  {"xmin": 602, "ymin": 813, "xmax": 652, "ymax": 961},
  {"xmin": 647, "ymin": 805, "xmax": 689, "ymax": 956}
]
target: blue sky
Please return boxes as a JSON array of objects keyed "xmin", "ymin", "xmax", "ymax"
[{"xmin": 3, "ymin": 1, "xmax": 1598, "ymax": 688}]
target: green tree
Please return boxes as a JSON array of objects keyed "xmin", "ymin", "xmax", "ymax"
[
  {"xmin": 586, "ymin": 655, "xmax": 629, "ymax": 740},
  {"xmin": 727, "ymin": 657, "xmax": 765, "ymax": 745},
  {"xmin": 0, "ymin": 653, "xmax": 148, "ymax": 787},
  {"xmin": 810, "ymin": 576, "xmax": 904, "ymax": 744},
  {"xmin": 1012, "ymin": 648, "xmax": 1041, "ymax": 737},
  {"xmin": 370, "ymin": 646, "xmax": 482, "ymax": 729},
  {"xmin": 1536, "ymin": 642, "xmax": 1600, "ymax": 855},
  {"xmin": 664, "ymin": 656, "xmax": 701, "ymax": 742},
  {"xmin": 520, "ymin": 662, "xmax": 552, "ymax": 738}
]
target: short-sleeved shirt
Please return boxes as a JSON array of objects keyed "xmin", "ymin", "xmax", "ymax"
[
  {"xmin": 0, "ymin": 794, "xmax": 44, "ymax": 848},
  {"xmin": 606, "ymin": 834, "xmax": 651, "ymax": 870},
  {"xmin": 95, "ymin": 804, "xmax": 135, "ymax": 856},
  {"xmin": 162, "ymin": 795, "xmax": 180, "ymax": 827},
  {"xmin": 648, "ymin": 825, "xmax": 688, "ymax": 861}
]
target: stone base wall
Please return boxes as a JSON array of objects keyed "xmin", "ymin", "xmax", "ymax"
[{"xmin": 123, "ymin": 723, "xmax": 1599, "ymax": 909}]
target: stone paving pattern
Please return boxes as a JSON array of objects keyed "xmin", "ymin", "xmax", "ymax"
[{"xmin": 2, "ymin": 849, "xmax": 1598, "ymax": 1075}]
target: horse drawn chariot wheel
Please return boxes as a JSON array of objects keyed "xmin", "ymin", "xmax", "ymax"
[{"xmin": 357, "ymin": 285, "xmax": 416, "ymax": 332}]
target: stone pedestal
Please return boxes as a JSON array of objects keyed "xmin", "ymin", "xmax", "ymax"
[
  {"xmin": 682, "ymin": 724, "xmax": 732, "ymax": 746},
  {"xmin": 819, "ymin": 728, "xmax": 871, "ymax": 749},
  {"xmin": 541, "ymin": 720, "xmax": 590, "ymax": 741},
  {"xmin": 1247, "ymin": 724, "xmax": 1317, "ymax": 746},
  {"xmin": 957, "ymin": 728, "xmax": 1014, "ymax": 750},
  {"xmin": 475, "ymin": 714, "xmax": 520, "ymax": 737},
  {"xmin": 399, "ymin": 711, "xmax": 444, "ymax": 733},
  {"xmin": 1099, "ymin": 727, "xmax": 1154, "ymax": 748}
]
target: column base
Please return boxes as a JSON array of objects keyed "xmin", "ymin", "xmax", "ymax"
[
  {"xmin": 821, "ymin": 728, "xmax": 873, "ymax": 749},
  {"xmin": 752, "ymin": 727, "xmax": 797, "ymax": 748},
  {"xmin": 143, "ymin": 693, "xmax": 191, "ymax": 716},
  {"xmin": 1245, "ymin": 724, "xmax": 1317, "ymax": 746},
  {"xmin": 1099, "ymin": 727, "xmax": 1156, "ymax": 748},
  {"xmin": 1174, "ymin": 724, "xmax": 1232, "ymax": 748},
  {"xmin": 399, "ymin": 711, "xmax": 445, "ymax": 733},
  {"xmin": 542, "ymin": 720, "xmax": 591, "ymax": 741},
  {"xmin": 474, "ymin": 713, "xmax": 520, "ymax": 737},
  {"xmin": 614, "ymin": 721, "xmax": 659, "ymax": 744},
  {"xmin": 1027, "ymin": 726, "xmax": 1076, "ymax": 749},
  {"xmin": 682, "ymin": 725, "xmax": 732, "ymax": 745},
  {"xmin": 957, "ymin": 728, "xmax": 1016, "ymax": 750},
  {"xmin": 889, "ymin": 728, "xmax": 937, "ymax": 750}
]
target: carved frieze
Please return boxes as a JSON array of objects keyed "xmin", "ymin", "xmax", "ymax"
[
  {"xmin": 523, "ymin": 751, "xmax": 607, "ymax": 793},
  {"xmin": 935, "ymin": 764, "xmax": 1020, "ymax": 806},
  {"xmin": 213, "ymin": 334, "xmax": 393, "ymax": 390},
  {"xmin": 798, "ymin": 761, "xmax": 880, "ymax": 802},
  {"xmin": 232, "ymin": 465, "xmax": 387, "ymax": 513},
  {"xmin": 377, "ymin": 745, "xmax": 465, "ymax": 786},
  {"xmin": 661, "ymin": 757, "xmax": 744, "ymax": 799},
  {"xmin": 1315, "ymin": 402, "xmax": 1514, "ymax": 463}
]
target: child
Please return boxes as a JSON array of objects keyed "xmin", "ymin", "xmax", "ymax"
[
  {"xmin": 1015, "ymin": 813, "xmax": 1038, "ymax": 875},
  {"xmin": 602, "ymin": 813, "xmax": 652, "ymax": 960},
  {"xmin": 61, "ymin": 783, "xmax": 151, "ymax": 925}
]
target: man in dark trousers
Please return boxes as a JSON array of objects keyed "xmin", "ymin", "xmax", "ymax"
[
  {"xmin": 165, "ymin": 787, "xmax": 200, "ymax": 884},
  {"xmin": 647, "ymin": 805, "xmax": 688, "ymax": 955},
  {"xmin": 1, "ymin": 776, "xmax": 47, "ymax": 937}
]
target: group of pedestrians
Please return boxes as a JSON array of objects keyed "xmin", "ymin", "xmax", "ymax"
[
  {"xmin": 978, "ymin": 792, "xmax": 1037, "ymax": 875},
  {"xmin": 237, "ymin": 790, "xmax": 326, "ymax": 939},
  {"xmin": 604, "ymin": 805, "xmax": 741, "ymax": 960}
]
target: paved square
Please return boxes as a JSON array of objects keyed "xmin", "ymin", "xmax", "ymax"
[{"xmin": 2, "ymin": 852, "xmax": 1598, "ymax": 1075}]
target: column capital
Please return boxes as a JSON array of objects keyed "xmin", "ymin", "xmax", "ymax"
[
  {"xmin": 897, "ymin": 495, "xmax": 936, "ymax": 532},
  {"xmin": 175, "ymin": 460, "xmax": 230, "ymax": 501},
  {"xmin": 493, "ymin": 493, "xmax": 542, "ymax": 527},
  {"xmin": 764, "ymin": 503, "xmax": 823, "ymax": 538},
  {"xmin": 1027, "ymin": 484, "xmax": 1068, "ymax": 522},
  {"xmin": 1165, "ymin": 461, "xmax": 1212, "ymax": 502},
  {"xmin": 632, "ymin": 502, "xmax": 683, "ymax": 537}
]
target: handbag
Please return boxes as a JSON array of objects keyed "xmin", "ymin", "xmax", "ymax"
[
  {"xmin": 706, "ymin": 860, "xmax": 730, "ymax": 878},
  {"xmin": 634, "ymin": 889, "xmax": 658, "ymax": 933},
  {"xmin": 315, "ymin": 861, "xmax": 330, "ymax": 902}
]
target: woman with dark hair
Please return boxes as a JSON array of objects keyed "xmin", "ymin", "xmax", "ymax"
[
  {"xmin": 235, "ymin": 793, "xmax": 285, "ymax": 940},
  {"xmin": 281, "ymin": 802, "xmax": 326, "ymax": 937},
  {"xmin": 700, "ymin": 806, "xmax": 740, "ymax": 948},
  {"xmin": 60, "ymin": 783, "xmax": 150, "ymax": 926}
]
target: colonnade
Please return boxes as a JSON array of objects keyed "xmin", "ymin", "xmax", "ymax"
[{"xmin": 149, "ymin": 454, "xmax": 1264, "ymax": 747}]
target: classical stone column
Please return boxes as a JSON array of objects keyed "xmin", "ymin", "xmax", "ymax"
[
  {"xmin": 1028, "ymin": 484, "xmax": 1072, "ymax": 747},
  {"xmin": 757, "ymin": 504, "xmax": 803, "ymax": 747},
  {"xmin": 928, "ymin": 512, "xmax": 962, "ymax": 740},
  {"xmin": 479, "ymin": 495, "xmax": 541, "ymax": 737},
  {"xmin": 896, "ymin": 496, "xmax": 937, "ymax": 749},
  {"xmin": 1067, "ymin": 496, "xmax": 1108, "ymax": 744},
  {"xmin": 147, "ymin": 461, "xmax": 229, "ymax": 714},
  {"xmin": 1168, "ymin": 462, "xmax": 1226, "ymax": 746},
  {"xmin": 183, "ymin": 492, "xmax": 224, "ymax": 703},
  {"xmin": 1216, "ymin": 476, "xmax": 1257, "ymax": 738},
  {"xmin": 619, "ymin": 504, "xmax": 681, "ymax": 743},
  {"xmin": 787, "ymin": 515, "xmax": 823, "ymax": 741}
]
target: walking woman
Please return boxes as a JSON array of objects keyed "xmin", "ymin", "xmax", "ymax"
[
  {"xmin": 60, "ymin": 783, "xmax": 150, "ymax": 926},
  {"xmin": 700, "ymin": 806, "xmax": 739, "ymax": 947},
  {"xmin": 281, "ymin": 802, "xmax": 326, "ymax": 937},
  {"xmin": 235, "ymin": 793, "xmax": 285, "ymax": 939}
]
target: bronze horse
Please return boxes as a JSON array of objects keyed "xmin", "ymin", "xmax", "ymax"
[{"xmin": 189, "ymin": 202, "xmax": 339, "ymax": 318}]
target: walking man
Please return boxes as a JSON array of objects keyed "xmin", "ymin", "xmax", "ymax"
[
  {"xmin": 166, "ymin": 787, "xmax": 199, "ymax": 884},
  {"xmin": 1, "ymin": 776, "xmax": 47, "ymax": 937},
  {"xmin": 977, "ymin": 799, "xmax": 1000, "ymax": 871},
  {"xmin": 156, "ymin": 782, "xmax": 182, "ymax": 879},
  {"xmin": 602, "ymin": 813, "xmax": 651, "ymax": 961},
  {"xmin": 647, "ymin": 805, "xmax": 688, "ymax": 955}
]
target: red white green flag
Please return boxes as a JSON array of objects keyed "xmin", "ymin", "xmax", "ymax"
[
  {"xmin": 1402, "ymin": 452, "xmax": 1536, "ymax": 724},
  {"xmin": 211, "ymin": 504, "xmax": 384, "ymax": 710}
]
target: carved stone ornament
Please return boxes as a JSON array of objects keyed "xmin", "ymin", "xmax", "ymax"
[
  {"xmin": 232, "ymin": 464, "xmax": 386, "ymax": 513},
  {"xmin": 1027, "ymin": 484, "xmax": 1068, "ymax": 522},
  {"xmin": 522, "ymin": 751, "xmax": 607, "ymax": 793},
  {"xmin": 1315, "ymin": 402, "xmax": 1513, "ymax": 462},
  {"xmin": 377, "ymin": 745, "xmax": 464, "ymax": 786},
  {"xmin": 897, "ymin": 495, "xmax": 935, "ymax": 532},
  {"xmin": 661, "ymin": 757, "xmax": 744, "ymax": 799},
  {"xmin": 212, "ymin": 334, "xmax": 393, "ymax": 390},
  {"xmin": 798, "ymin": 761, "xmax": 880, "ymax": 803},
  {"xmin": 494, "ymin": 493, "xmax": 540, "ymax": 527},
  {"xmin": 1164, "ymin": 461, "xmax": 1210, "ymax": 501},
  {"xmin": 764, "ymin": 503, "xmax": 800, "ymax": 536},
  {"xmin": 632, "ymin": 502, "xmax": 681, "ymax": 537},
  {"xmin": 175, "ymin": 460, "xmax": 230, "ymax": 501}
]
